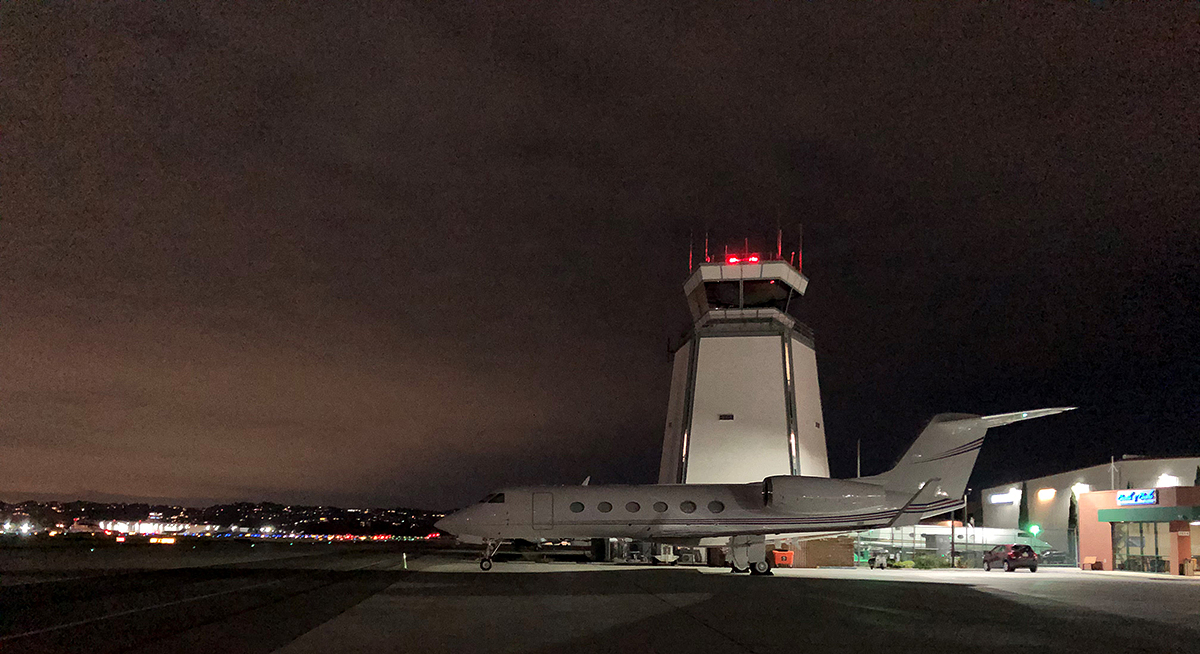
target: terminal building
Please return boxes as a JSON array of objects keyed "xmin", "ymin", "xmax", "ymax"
[{"xmin": 982, "ymin": 456, "xmax": 1200, "ymax": 574}]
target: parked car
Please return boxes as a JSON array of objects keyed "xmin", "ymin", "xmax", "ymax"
[
  {"xmin": 1038, "ymin": 549, "xmax": 1070, "ymax": 565},
  {"xmin": 983, "ymin": 544, "xmax": 1038, "ymax": 572}
]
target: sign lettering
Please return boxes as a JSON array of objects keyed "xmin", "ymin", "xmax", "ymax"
[{"xmin": 1115, "ymin": 489, "xmax": 1157, "ymax": 506}]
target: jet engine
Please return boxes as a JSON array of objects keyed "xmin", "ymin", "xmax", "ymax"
[{"xmin": 762, "ymin": 476, "xmax": 889, "ymax": 514}]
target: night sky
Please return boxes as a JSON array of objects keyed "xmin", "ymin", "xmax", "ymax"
[{"xmin": 4, "ymin": 3, "xmax": 1198, "ymax": 509}]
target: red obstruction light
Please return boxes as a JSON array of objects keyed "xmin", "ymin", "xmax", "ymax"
[{"xmin": 726, "ymin": 254, "xmax": 760, "ymax": 265}]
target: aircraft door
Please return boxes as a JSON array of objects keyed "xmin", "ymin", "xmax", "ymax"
[{"xmin": 532, "ymin": 492, "xmax": 554, "ymax": 530}]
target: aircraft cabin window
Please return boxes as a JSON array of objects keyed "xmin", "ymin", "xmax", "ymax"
[
  {"xmin": 625, "ymin": 502, "xmax": 640, "ymax": 513},
  {"xmin": 487, "ymin": 493, "xmax": 505, "ymax": 503},
  {"xmin": 680, "ymin": 501, "xmax": 696, "ymax": 514},
  {"xmin": 569, "ymin": 502, "xmax": 585, "ymax": 513},
  {"xmin": 652, "ymin": 501, "xmax": 668, "ymax": 513},
  {"xmin": 707, "ymin": 500, "xmax": 725, "ymax": 513},
  {"xmin": 598, "ymin": 501, "xmax": 613, "ymax": 513}
]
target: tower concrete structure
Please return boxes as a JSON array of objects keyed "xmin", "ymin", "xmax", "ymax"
[{"xmin": 658, "ymin": 250, "xmax": 830, "ymax": 484}]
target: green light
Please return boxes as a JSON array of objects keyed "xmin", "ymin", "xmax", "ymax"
[{"xmin": 1029, "ymin": 525, "xmax": 1041, "ymax": 535}]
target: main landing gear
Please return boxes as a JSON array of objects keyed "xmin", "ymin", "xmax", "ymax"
[
  {"xmin": 729, "ymin": 535, "xmax": 772, "ymax": 576},
  {"xmin": 480, "ymin": 539, "xmax": 504, "ymax": 571}
]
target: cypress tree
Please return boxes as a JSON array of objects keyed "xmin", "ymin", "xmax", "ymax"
[
  {"xmin": 1068, "ymin": 492, "xmax": 1080, "ymax": 561},
  {"xmin": 1018, "ymin": 481, "xmax": 1030, "ymax": 532},
  {"xmin": 1193, "ymin": 465, "xmax": 1199, "ymax": 487}
]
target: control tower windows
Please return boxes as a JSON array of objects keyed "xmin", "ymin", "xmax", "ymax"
[{"xmin": 702, "ymin": 280, "xmax": 792, "ymax": 312}]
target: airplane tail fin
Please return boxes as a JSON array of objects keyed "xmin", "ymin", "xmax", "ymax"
[{"xmin": 860, "ymin": 408, "xmax": 1075, "ymax": 520}]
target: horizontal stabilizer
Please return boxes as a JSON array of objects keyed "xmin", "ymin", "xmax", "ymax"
[{"xmin": 979, "ymin": 407, "xmax": 1076, "ymax": 427}]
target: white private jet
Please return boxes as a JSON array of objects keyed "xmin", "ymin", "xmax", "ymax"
[{"xmin": 435, "ymin": 407, "xmax": 1073, "ymax": 573}]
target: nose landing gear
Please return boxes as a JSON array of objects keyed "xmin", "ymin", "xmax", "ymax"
[{"xmin": 480, "ymin": 539, "xmax": 504, "ymax": 571}]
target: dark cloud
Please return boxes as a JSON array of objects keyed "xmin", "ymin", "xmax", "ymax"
[{"xmin": 2, "ymin": 2, "xmax": 1198, "ymax": 508}]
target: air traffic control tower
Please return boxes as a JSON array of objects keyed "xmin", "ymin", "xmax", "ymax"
[{"xmin": 659, "ymin": 242, "xmax": 830, "ymax": 485}]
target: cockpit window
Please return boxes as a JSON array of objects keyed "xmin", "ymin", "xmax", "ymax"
[
  {"xmin": 487, "ymin": 493, "xmax": 505, "ymax": 504},
  {"xmin": 479, "ymin": 494, "xmax": 496, "ymax": 503}
]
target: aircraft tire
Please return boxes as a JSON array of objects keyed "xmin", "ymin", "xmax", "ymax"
[
  {"xmin": 480, "ymin": 559, "xmax": 493, "ymax": 571},
  {"xmin": 750, "ymin": 560, "xmax": 772, "ymax": 575}
]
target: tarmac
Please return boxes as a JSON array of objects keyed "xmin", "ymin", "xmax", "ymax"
[{"xmin": 2, "ymin": 544, "xmax": 1197, "ymax": 653}]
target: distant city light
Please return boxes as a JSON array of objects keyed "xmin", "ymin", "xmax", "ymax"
[{"xmin": 1036, "ymin": 488, "xmax": 1056, "ymax": 502}]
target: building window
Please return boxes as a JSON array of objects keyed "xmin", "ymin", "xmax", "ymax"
[
  {"xmin": 569, "ymin": 502, "xmax": 585, "ymax": 513},
  {"xmin": 653, "ymin": 501, "xmax": 668, "ymax": 513},
  {"xmin": 707, "ymin": 501, "xmax": 725, "ymax": 514},
  {"xmin": 1113, "ymin": 521, "xmax": 1170, "ymax": 573},
  {"xmin": 598, "ymin": 502, "xmax": 613, "ymax": 513},
  {"xmin": 626, "ymin": 502, "xmax": 641, "ymax": 513},
  {"xmin": 680, "ymin": 501, "xmax": 696, "ymax": 514}
]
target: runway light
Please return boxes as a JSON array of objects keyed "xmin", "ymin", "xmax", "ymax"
[{"xmin": 1037, "ymin": 488, "xmax": 1056, "ymax": 502}]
